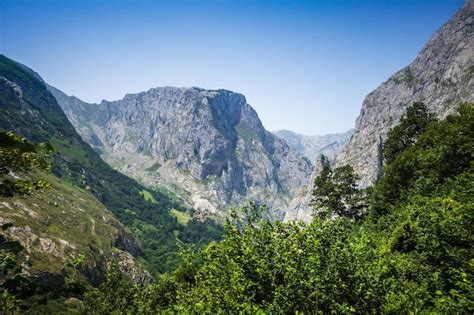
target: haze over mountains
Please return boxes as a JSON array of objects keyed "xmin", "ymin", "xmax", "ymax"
[
  {"xmin": 273, "ymin": 129, "xmax": 353, "ymax": 163},
  {"xmin": 0, "ymin": 0, "xmax": 473, "ymax": 312},
  {"xmin": 49, "ymin": 86, "xmax": 313, "ymax": 221}
]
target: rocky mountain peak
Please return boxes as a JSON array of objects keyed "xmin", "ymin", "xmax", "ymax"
[
  {"xmin": 50, "ymin": 85, "xmax": 313, "ymax": 221},
  {"xmin": 285, "ymin": 0, "xmax": 474, "ymax": 221},
  {"xmin": 335, "ymin": 0, "xmax": 474, "ymax": 187}
]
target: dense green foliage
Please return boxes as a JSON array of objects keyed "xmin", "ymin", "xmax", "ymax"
[
  {"xmin": 382, "ymin": 102, "xmax": 436, "ymax": 163},
  {"xmin": 0, "ymin": 55, "xmax": 222, "ymax": 276},
  {"xmin": 311, "ymin": 154, "xmax": 368, "ymax": 220},
  {"xmin": 0, "ymin": 132, "xmax": 52, "ymax": 197},
  {"xmin": 1, "ymin": 55, "xmax": 472, "ymax": 313},
  {"xmin": 83, "ymin": 104, "xmax": 473, "ymax": 313}
]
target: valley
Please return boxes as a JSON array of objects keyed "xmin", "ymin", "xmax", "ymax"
[{"xmin": 0, "ymin": 0, "xmax": 473, "ymax": 313}]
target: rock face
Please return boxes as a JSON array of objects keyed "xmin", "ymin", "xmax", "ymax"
[
  {"xmin": 0, "ymin": 55, "xmax": 152, "ymax": 284},
  {"xmin": 336, "ymin": 0, "xmax": 474, "ymax": 187},
  {"xmin": 286, "ymin": 0, "xmax": 474, "ymax": 221},
  {"xmin": 50, "ymin": 86, "xmax": 313, "ymax": 220},
  {"xmin": 273, "ymin": 129, "xmax": 353, "ymax": 163}
]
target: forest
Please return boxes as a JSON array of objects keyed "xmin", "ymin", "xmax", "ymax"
[{"xmin": 2, "ymin": 102, "xmax": 472, "ymax": 313}]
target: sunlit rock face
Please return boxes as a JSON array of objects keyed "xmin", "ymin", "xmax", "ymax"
[
  {"xmin": 50, "ymin": 86, "xmax": 313, "ymax": 221},
  {"xmin": 335, "ymin": 0, "xmax": 474, "ymax": 187},
  {"xmin": 286, "ymin": 0, "xmax": 474, "ymax": 222}
]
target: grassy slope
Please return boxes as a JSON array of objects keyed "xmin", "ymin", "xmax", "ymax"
[
  {"xmin": 1, "ymin": 172, "xmax": 125, "ymax": 276},
  {"xmin": 0, "ymin": 54, "xmax": 222, "ymax": 275}
]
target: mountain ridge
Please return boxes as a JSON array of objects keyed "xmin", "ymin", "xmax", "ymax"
[
  {"xmin": 0, "ymin": 55, "xmax": 222, "ymax": 280},
  {"xmin": 335, "ymin": 0, "xmax": 474, "ymax": 187},
  {"xmin": 50, "ymin": 85, "xmax": 313, "ymax": 221},
  {"xmin": 272, "ymin": 129, "xmax": 353, "ymax": 163},
  {"xmin": 286, "ymin": 0, "xmax": 474, "ymax": 221}
]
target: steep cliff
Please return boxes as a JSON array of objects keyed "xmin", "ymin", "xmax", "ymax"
[
  {"xmin": 50, "ymin": 86, "xmax": 313, "ymax": 220},
  {"xmin": 0, "ymin": 55, "xmax": 221, "ymax": 281},
  {"xmin": 336, "ymin": 0, "xmax": 474, "ymax": 187},
  {"xmin": 0, "ymin": 57, "xmax": 151, "ymax": 289},
  {"xmin": 286, "ymin": 0, "xmax": 474, "ymax": 221}
]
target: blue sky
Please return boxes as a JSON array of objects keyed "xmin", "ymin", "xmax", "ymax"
[{"xmin": 0, "ymin": 0, "xmax": 464, "ymax": 134}]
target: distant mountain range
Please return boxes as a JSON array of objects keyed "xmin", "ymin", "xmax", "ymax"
[{"xmin": 273, "ymin": 129, "xmax": 353, "ymax": 163}]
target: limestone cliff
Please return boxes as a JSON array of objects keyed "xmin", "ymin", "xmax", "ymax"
[
  {"xmin": 286, "ymin": 0, "xmax": 474, "ymax": 221},
  {"xmin": 336, "ymin": 0, "xmax": 474, "ymax": 187},
  {"xmin": 50, "ymin": 87, "xmax": 313, "ymax": 220}
]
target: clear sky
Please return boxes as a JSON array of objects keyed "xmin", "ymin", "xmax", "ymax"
[{"xmin": 0, "ymin": 0, "xmax": 464, "ymax": 135}]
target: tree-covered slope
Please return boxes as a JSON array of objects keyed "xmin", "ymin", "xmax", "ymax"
[
  {"xmin": 0, "ymin": 131, "xmax": 152, "ymax": 313},
  {"xmin": 0, "ymin": 55, "xmax": 222, "ymax": 277},
  {"xmin": 82, "ymin": 104, "xmax": 473, "ymax": 313}
]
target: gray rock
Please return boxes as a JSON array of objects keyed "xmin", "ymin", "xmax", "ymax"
[
  {"xmin": 336, "ymin": 0, "xmax": 474, "ymax": 187},
  {"xmin": 50, "ymin": 86, "xmax": 313, "ymax": 221},
  {"xmin": 273, "ymin": 129, "xmax": 353, "ymax": 163},
  {"xmin": 286, "ymin": 0, "xmax": 474, "ymax": 221}
]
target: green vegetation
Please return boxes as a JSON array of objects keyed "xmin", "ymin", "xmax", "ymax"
[
  {"xmin": 235, "ymin": 125, "xmax": 257, "ymax": 141},
  {"xmin": 0, "ymin": 133, "xmax": 123, "ymax": 313},
  {"xmin": 382, "ymin": 101, "xmax": 436, "ymax": 164},
  {"xmin": 145, "ymin": 161, "xmax": 161, "ymax": 172},
  {"xmin": 1, "ymin": 55, "xmax": 472, "ymax": 313},
  {"xmin": 0, "ymin": 132, "xmax": 52, "ymax": 196},
  {"xmin": 170, "ymin": 209, "xmax": 192, "ymax": 226},
  {"xmin": 0, "ymin": 55, "xmax": 223, "ymax": 278},
  {"xmin": 139, "ymin": 189, "xmax": 158, "ymax": 204},
  {"xmin": 311, "ymin": 154, "xmax": 368, "ymax": 220},
  {"xmin": 82, "ymin": 103, "xmax": 473, "ymax": 313}
]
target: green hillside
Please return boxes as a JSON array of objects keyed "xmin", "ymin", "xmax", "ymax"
[
  {"xmin": 80, "ymin": 104, "xmax": 473, "ymax": 313},
  {"xmin": 0, "ymin": 55, "xmax": 222, "ymax": 279},
  {"xmin": 0, "ymin": 130, "xmax": 152, "ymax": 312}
]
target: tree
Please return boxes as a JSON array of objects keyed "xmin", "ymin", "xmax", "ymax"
[
  {"xmin": 382, "ymin": 102, "xmax": 436, "ymax": 163},
  {"xmin": 311, "ymin": 155, "xmax": 367, "ymax": 220},
  {"xmin": 372, "ymin": 103, "xmax": 473, "ymax": 214},
  {"xmin": 83, "ymin": 263, "xmax": 139, "ymax": 314},
  {"xmin": 0, "ymin": 131, "xmax": 52, "ymax": 197}
]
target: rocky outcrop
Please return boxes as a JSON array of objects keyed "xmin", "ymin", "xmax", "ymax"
[
  {"xmin": 0, "ymin": 56, "xmax": 151, "ymax": 285},
  {"xmin": 273, "ymin": 129, "xmax": 353, "ymax": 163},
  {"xmin": 336, "ymin": 0, "xmax": 474, "ymax": 187},
  {"xmin": 286, "ymin": 0, "xmax": 474, "ymax": 221},
  {"xmin": 50, "ymin": 86, "xmax": 313, "ymax": 221},
  {"xmin": 0, "ymin": 178, "xmax": 151, "ymax": 285}
]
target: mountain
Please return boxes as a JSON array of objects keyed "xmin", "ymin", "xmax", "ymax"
[
  {"xmin": 49, "ymin": 86, "xmax": 313, "ymax": 221},
  {"xmin": 335, "ymin": 0, "xmax": 474, "ymax": 187},
  {"xmin": 286, "ymin": 0, "xmax": 474, "ymax": 221},
  {"xmin": 0, "ymin": 57, "xmax": 157, "ymax": 311},
  {"xmin": 273, "ymin": 129, "xmax": 353, "ymax": 163},
  {"xmin": 0, "ymin": 53, "xmax": 222, "ymax": 298}
]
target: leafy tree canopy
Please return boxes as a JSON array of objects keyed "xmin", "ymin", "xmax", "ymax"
[
  {"xmin": 382, "ymin": 102, "xmax": 437, "ymax": 163},
  {"xmin": 0, "ymin": 131, "xmax": 52, "ymax": 196},
  {"xmin": 311, "ymin": 155, "xmax": 368, "ymax": 220}
]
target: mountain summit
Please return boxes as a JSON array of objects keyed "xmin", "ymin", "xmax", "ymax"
[
  {"xmin": 335, "ymin": 0, "xmax": 474, "ymax": 187},
  {"xmin": 286, "ymin": 0, "xmax": 474, "ymax": 221},
  {"xmin": 50, "ymin": 86, "xmax": 313, "ymax": 220}
]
